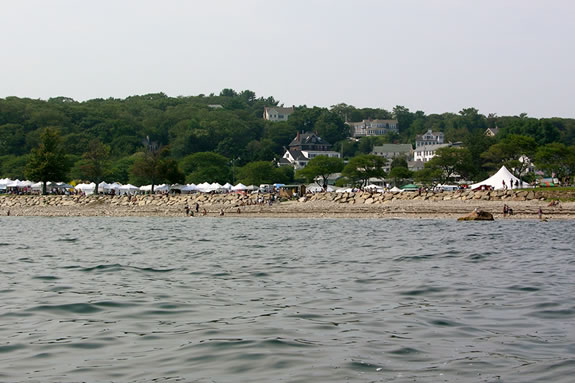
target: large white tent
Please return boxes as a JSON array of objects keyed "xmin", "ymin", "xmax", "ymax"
[{"xmin": 470, "ymin": 166, "xmax": 528, "ymax": 190}]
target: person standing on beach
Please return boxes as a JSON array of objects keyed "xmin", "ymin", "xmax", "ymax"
[
  {"xmin": 195, "ymin": 202, "xmax": 199, "ymax": 213},
  {"xmin": 538, "ymin": 207, "xmax": 543, "ymax": 219},
  {"xmin": 502, "ymin": 180, "xmax": 506, "ymax": 190}
]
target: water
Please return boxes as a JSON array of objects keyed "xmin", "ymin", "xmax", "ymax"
[{"xmin": 1, "ymin": 217, "xmax": 574, "ymax": 382}]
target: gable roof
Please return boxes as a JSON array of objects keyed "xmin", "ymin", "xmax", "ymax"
[
  {"xmin": 372, "ymin": 144, "xmax": 413, "ymax": 153},
  {"xmin": 264, "ymin": 106, "xmax": 294, "ymax": 115},
  {"xmin": 289, "ymin": 132, "xmax": 331, "ymax": 147}
]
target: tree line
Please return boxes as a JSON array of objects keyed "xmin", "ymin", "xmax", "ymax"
[{"xmin": 1, "ymin": 90, "xmax": 574, "ymax": 190}]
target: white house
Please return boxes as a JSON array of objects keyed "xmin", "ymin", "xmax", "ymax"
[
  {"xmin": 413, "ymin": 143, "xmax": 451, "ymax": 163},
  {"xmin": 279, "ymin": 132, "xmax": 341, "ymax": 169},
  {"xmin": 347, "ymin": 119, "xmax": 399, "ymax": 138},
  {"xmin": 263, "ymin": 106, "xmax": 295, "ymax": 122},
  {"xmin": 415, "ymin": 130, "xmax": 444, "ymax": 147}
]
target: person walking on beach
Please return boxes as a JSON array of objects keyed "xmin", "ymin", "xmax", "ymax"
[
  {"xmin": 538, "ymin": 207, "xmax": 543, "ymax": 220},
  {"xmin": 184, "ymin": 205, "xmax": 190, "ymax": 216},
  {"xmin": 195, "ymin": 202, "xmax": 199, "ymax": 213}
]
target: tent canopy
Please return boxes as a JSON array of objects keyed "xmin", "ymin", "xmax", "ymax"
[{"xmin": 470, "ymin": 166, "xmax": 527, "ymax": 190}]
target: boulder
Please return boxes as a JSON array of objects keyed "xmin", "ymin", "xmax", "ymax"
[{"xmin": 457, "ymin": 209, "xmax": 494, "ymax": 221}]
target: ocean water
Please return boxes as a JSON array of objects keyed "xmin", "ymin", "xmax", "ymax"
[{"xmin": 0, "ymin": 217, "xmax": 574, "ymax": 383}]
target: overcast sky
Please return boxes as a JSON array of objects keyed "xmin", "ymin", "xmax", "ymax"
[{"xmin": 1, "ymin": 0, "xmax": 574, "ymax": 118}]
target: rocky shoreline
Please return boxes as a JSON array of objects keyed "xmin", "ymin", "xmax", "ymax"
[{"xmin": 1, "ymin": 189, "xmax": 573, "ymax": 220}]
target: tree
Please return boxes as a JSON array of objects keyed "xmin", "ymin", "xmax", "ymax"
[
  {"xmin": 237, "ymin": 161, "xmax": 288, "ymax": 185},
  {"xmin": 26, "ymin": 128, "xmax": 70, "ymax": 194},
  {"xmin": 78, "ymin": 139, "xmax": 110, "ymax": 194},
  {"xmin": 535, "ymin": 143, "xmax": 575, "ymax": 183},
  {"xmin": 130, "ymin": 138, "xmax": 173, "ymax": 192},
  {"xmin": 341, "ymin": 154, "xmax": 387, "ymax": 187},
  {"xmin": 388, "ymin": 166, "xmax": 413, "ymax": 187},
  {"xmin": 481, "ymin": 134, "xmax": 537, "ymax": 178},
  {"xmin": 180, "ymin": 152, "xmax": 230, "ymax": 184},
  {"xmin": 424, "ymin": 147, "xmax": 472, "ymax": 184},
  {"xmin": 297, "ymin": 156, "xmax": 344, "ymax": 189}
]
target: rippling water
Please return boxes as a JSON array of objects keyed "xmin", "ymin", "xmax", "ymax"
[{"xmin": 1, "ymin": 217, "xmax": 574, "ymax": 382}]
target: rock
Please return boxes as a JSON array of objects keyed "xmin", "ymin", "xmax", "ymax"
[{"xmin": 457, "ymin": 209, "xmax": 494, "ymax": 221}]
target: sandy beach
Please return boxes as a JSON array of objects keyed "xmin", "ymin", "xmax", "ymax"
[{"xmin": 1, "ymin": 190, "xmax": 573, "ymax": 220}]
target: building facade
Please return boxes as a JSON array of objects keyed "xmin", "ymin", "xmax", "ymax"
[
  {"xmin": 415, "ymin": 130, "xmax": 444, "ymax": 147},
  {"xmin": 263, "ymin": 106, "xmax": 295, "ymax": 122},
  {"xmin": 347, "ymin": 119, "xmax": 399, "ymax": 138},
  {"xmin": 280, "ymin": 132, "xmax": 341, "ymax": 169}
]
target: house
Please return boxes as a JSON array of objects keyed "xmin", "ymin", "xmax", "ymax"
[
  {"xmin": 413, "ymin": 143, "xmax": 451, "ymax": 163},
  {"xmin": 484, "ymin": 126, "xmax": 500, "ymax": 137},
  {"xmin": 407, "ymin": 160, "xmax": 425, "ymax": 172},
  {"xmin": 371, "ymin": 144, "xmax": 413, "ymax": 172},
  {"xmin": 263, "ymin": 106, "xmax": 295, "ymax": 122},
  {"xmin": 415, "ymin": 130, "xmax": 444, "ymax": 147},
  {"xmin": 280, "ymin": 132, "xmax": 341, "ymax": 169},
  {"xmin": 347, "ymin": 119, "xmax": 399, "ymax": 138}
]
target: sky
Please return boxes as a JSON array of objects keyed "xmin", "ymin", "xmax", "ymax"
[{"xmin": 1, "ymin": 0, "xmax": 574, "ymax": 118}]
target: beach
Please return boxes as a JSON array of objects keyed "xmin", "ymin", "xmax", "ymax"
[{"xmin": 1, "ymin": 190, "xmax": 573, "ymax": 219}]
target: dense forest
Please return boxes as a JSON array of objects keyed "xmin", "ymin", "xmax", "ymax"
[{"xmin": 1, "ymin": 89, "xmax": 574, "ymax": 187}]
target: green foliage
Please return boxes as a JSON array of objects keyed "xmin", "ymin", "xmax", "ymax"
[
  {"xmin": 388, "ymin": 166, "xmax": 413, "ymax": 186},
  {"xmin": 481, "ymin": 134, "xmax": 537, "ymax": 177},
  {"xmin": 25, "ymin": 127, "xmax": 70, "ymax": 194},
  {"xmin": 236, "ymin": 162, "xmax": 290, "ymax": 185},
  {"xmin": 76, "ymin": 139, "xmax": 111, "ymax": 193},
  {"xmin": 297, "ymin": 156, "xmax": 344, "ymax": 188},
  {"xmin": 424, "ymin": 147, "xmax": 473, "ymax": 184},
  {"xmin": 341, "ymin": 154, "xmax": 387, "ymax": 187},
  {"xmin": 180, "ymin": 152, "xmax": 230, "ymax": 184},
  {"xmin": 535, "ymin": 143, "xmax": 575, "ymax": 182}
]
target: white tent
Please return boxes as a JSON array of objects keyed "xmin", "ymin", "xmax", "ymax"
[
  {"xmin": 196, "ymin": 182, "xmax": 211, "ymax": 192},
  {"xmin": 222, "ymin": 182, "xmax": 233, "ymax": 190},
  {"xmin": 155, "ymin": 184, "xmax": 170, "ymax": 192},
  {"xmin": 231, "ymin": 183, "xmax": 247, "ymax": 191},
  {"xmin": 119, "ymin": 184, "xmax": 139, "ymax": 195},
  {"xmin": 181, "ymin": 184, "xmax": 199, "ymax": 193},
  {"xmin": 389, "ymin": 186, "xmax": 402, "ymax": 192},
  {"xmin": 470, "ymin": 166, "xmax": 528, "ymax": 190},
  {"xmin": 307, "ymin": 183, "xmax": 336, "ymax": 192},
  {"xmin": 75, "ymin": 182, "xmax": 96, "ymax": 195}
]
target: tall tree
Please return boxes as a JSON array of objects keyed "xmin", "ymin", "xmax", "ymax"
[
  {"xmin": 297, "ymin": 156, "xmax": 344, "ymax": 189},
  {"xmin": 535, "ymin": 143, "xmax": 575, "ymax": 183},
  {"xmin": 25, "ymin": 127, "xmax": 70, "ymax": 194},
  {"xmin": 79, "ymin": 139, "xmax": 110, "ymax": 194},
  {"xmin": 341, "ymin": 154, "xmax": 387, "ymax": 187},
  {"xmin": 424, "ymin": 147, "xmax": 473, "ymax": 184},
  {"xmin": 481, "ymin": 134, "xmax": 537, "ymax": 178}
]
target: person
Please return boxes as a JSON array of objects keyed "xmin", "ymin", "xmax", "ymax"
[
  {"xmin": 184, "ymin": 205, "xmax": 190, "ymax": 216},
  {"xmin": 219, "ymin": 209, "xmax": 224, "ymax": 216},
  {"xmin": 538, "ymin": 207, "xmax": 543, "ymax": 219},
  {"xmin": 237, "ymin": 207, "xmax": 241, "ymax": 214},
  {"xmin": 202, "ymin": 208, "xmax": 207, "ymax": 216},
  {"xmin": 502, "ymin": 180, "xmax": 506, "ymax": 190},
  {"xmin": 195, "ymin": 202, "xmax": 199, "ymax": 213},
  {"xmin": 515, "ymin": 180, "xmax": 519, "ymax": 188},
  {"xmin": 510, "ymin": 179, "xmax": 513, "ymax": 189},
  {"xmin": 503, "ymin": 204, "xmax": 508, "ymax": 217}
]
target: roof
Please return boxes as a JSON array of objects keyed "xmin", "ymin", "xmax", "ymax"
[
  {"xmin": 264, "ymin": 106, "xmax": 294, "ymax": 115},
  {"xmin": 347, "ymin": 119, "xmax": 398, "ymax": 126},
  {"xmin": 414, "ymin": 143, "xmax": 450, "ymax": 152},
  {"xmin": 415, "ymin": 130, "xmax": 443, "ymax": 140},
  {"xmin": 470, "ymin": 166, "xmax": 527, "ymax": 190},
  {"xmin": 372, "ymin": 144, "xmax": 413, "ymax": 153},
  {"xmin": 289, "ymin": 132, "xmax": 331, "ymax": 147}
]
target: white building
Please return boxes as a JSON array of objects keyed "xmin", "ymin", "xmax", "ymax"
[
  {"xmin": 263, "ymin": 106, "xmax": 295, "ymax": 122},
  {"xmin": 413, "ymin": 143, "xmax": 451, "ymax": 163},
  {"xmin": 279, "ymin": 132, "xmax": 341, "ymax": 169},
  {"xmin": 347, "ymin": 119, "xmax": 399, "ymax": 137},
  {"xmin": 415, "ymin": 130, "xmax": 444, "ymax": 147}
]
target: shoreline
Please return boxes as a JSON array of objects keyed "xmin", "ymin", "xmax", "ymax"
[{"xmin": 1, "ymin": 193, "xmax": 573, "ymax": 220}]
